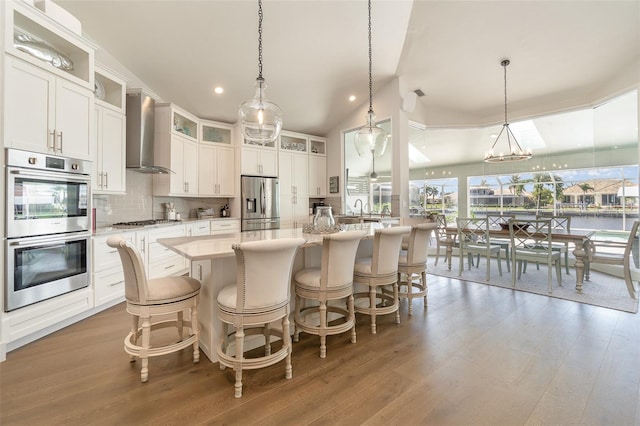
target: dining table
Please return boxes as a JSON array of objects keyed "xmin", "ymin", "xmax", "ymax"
[{"xmin": 444, "ymin": 226, "xmax": 594, "ymax": 292}]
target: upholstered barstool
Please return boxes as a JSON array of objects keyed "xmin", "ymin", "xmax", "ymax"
[
  {"xmin": 217, "ymin": 238, "xmax": 305, "ymax": 398},
  {"xmin": 397, "ymin": 223, "xmax": 437, "ymax": 315},
  {"xmin": 107, "ymin": 236, "xmax": 201, "ymax": 383},
  {"xmin": 294, "ymin": 230, "xmax": 366, "ymax": 358},
  {"xmin": 353, "ymin": 226, "xmax": 411, "ymax": 334}
]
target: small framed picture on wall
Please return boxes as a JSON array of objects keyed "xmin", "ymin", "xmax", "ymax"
[{"xmin": 329, "ymin": 176, "xmax": 339, "ymax": 193}]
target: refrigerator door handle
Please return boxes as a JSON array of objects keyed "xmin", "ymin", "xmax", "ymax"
[{"xmin": 260, "ymin": 179, "xmax": 266, "ymax": 215}]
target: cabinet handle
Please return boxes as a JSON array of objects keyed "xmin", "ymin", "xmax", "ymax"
[
  {"xmin": 184, "ymin": 182, "xmax": 188, "ymax": 192},
  {"xmin": 197, "ymin": 264, "xmax": 202, "ymax": 280},
  {"xmin": 105, "ymin": 172, "xmax": 109, "ymax": 189},
  {"xmin": 48, "ymin": 130, "xmax": 56, "ymax": 152},
  {"xmin": 164, "ymin": 264, "xmax": 176, "ymax": 270},
  {"xmin": 57, "ymin": 131, "xmax": 63, "ymax": 153},
  {"xmin": 98, "ymin": 172, "xmax": 103, "ymax": 188},
  {"xmin": 109, "ymin": 280, "xmax": 125, "ymax": 287}
]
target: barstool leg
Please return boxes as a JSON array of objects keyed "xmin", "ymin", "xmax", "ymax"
[
  {"xmin": 191, "ymin": 305, "xmax": 199, "ymax": 363},
  {"xmin": 283, "ymin": 315, "xmax": 292, "ymax": 380},
  {"xmin": 319, "ymin": 301, "xmax": 327, "ymax": 358},
  {"xmin": 140, "ymin": 316, "xmax": 151, "ymax": 383},
  {"xmin": 264, "ymin": 323, "xmax": 271, "ymax": 356},
  {"xmin": 348, "ymin": 294, "xmax": 356, "ymax": 344},
  {"xmin": 177, "ymin": 310, "xmax": 184, "ymax": 341},
  {"xmin": 422, "ymin": 271, "xmax": 428, "ymax": 307},
  {"xmin": 369, "ymin": 286, "xmax": 377, "ymax": 334},
  {"xmin": 130, "ymin": 315, "xmax": 139, "ymax": 362},
  {"xmin": 234, "ymin": 327, "xmax": 244, "ymax": 398},
  {"xmin": 394, "ymin": 283, "xmax": 400, "ymax": 324}
]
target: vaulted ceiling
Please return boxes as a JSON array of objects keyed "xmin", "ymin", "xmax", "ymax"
[{"xmin": 56, "ymin": 0, "xmax": 640, "ymax": 138}]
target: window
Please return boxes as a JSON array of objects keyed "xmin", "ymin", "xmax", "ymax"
[{"xmin": 468, "ymin": 166, "xmax": 639, "ymax": 231}]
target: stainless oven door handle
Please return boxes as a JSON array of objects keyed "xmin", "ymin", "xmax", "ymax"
[
  {"xmin": 8, "ymin": 232, "xmax": 91, "ymax": 246},
  {"xmin": 10, "ymin": 169, "xmax": 90, "ymax": 183}
]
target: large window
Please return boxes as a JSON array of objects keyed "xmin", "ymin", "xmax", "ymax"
[
  {"xmin": 344, "ymin": 120, "xmax": 392, "ymax": 214},
  {"xmin": 468, "ymin": 165, "xmax": 639, "ymax": 230},
  {"xmin": 409, "ymin": 177, "xmax": 458, "ymax": 221}
]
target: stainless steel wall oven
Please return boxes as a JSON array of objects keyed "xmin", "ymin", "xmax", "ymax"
[{"xmin": 5, "ymin": 149, "xmax": 91, "ymax": 312}]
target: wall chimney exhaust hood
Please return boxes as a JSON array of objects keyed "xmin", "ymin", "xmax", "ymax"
[{"xmin": 126, "ymin": 90, "xmax": 174, "ymax": 174}]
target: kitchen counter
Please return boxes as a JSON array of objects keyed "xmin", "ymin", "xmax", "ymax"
[
  {"xmin": 157, "ymin": 223, "xmax": 384, "ymax": 362},
  {"xmin": 93, "ymin": 217, "xmax": 240, "ymax": 236},
  {"xmin": 157, "ymin": 222, "xmax": 383, "ymax": 260}
]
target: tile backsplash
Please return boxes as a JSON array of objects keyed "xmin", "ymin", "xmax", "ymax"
[{"xmin": 93, "ymin": 171, "xmax": 230, "ymax": 227}]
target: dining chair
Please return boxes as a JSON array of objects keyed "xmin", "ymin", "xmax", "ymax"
[
  {"xmin": 397, "ymin": 222, "xmax": 437, "ymax": 314},
  {"xmin": 536, "ymin": 214, "xmax": 571, "ymax": 274},
  {"xmin": 434, "ymin": 214, "xmax": 455, "ymax": 270},
  {"xmin": 293, "ymin": 230, "xmax": 366, "ymax": 358},
  {"xmin": 456, "ymin": 217, "xmax": 503, "ymax": 282},
  {"xmin": 107, "ymin": 235, "xmax": 201, "ymax": 383},
  {"xmin": 216, "ymin": 237, "xmax": 305, "ymax": 398},
  {"xmin": 353, "ymin": 226, "xmax": 411, "ymax": 334},
  {"xmin": 509, "ymin": 219, "xmax": 562, "ymax": 293},
  {"xmin": 486, "ymin": 214, "xmax": 515, "ymax": 272},
  {"xmin": 586, "ymin": 220, "xmax": 639, "ymax": 299}
]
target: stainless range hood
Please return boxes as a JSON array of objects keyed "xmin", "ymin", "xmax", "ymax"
[{"xmin": 126, "ymin": 90, "xmax": 174, "ymax": 174}]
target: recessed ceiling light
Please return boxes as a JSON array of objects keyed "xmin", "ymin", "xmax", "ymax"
[
  {"xmin": 348, "ymin": 95, "xmax": 356, "ymax": 102},
  {"xmin": 214, "ymin": 86, "xmax": 224, "ymax": 94}
]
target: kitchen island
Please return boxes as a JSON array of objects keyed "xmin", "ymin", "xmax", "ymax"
[{"xmin": 158, "ymin": 223, "xmax": 383, "ymax": 362}]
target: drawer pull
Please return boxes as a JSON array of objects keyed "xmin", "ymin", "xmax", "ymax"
[
  {"xmin": 109, "ymin": 280, "xmax": 125, "ymax": 287},
  {"xmin": 164, "ymin": 264, "xmax": 176, "ymax": 270}
]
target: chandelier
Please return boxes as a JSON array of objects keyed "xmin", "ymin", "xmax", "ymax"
[
  {"xmin": 238, "ymin": 0, "xmax": 282, "ymax": 145},
  {"xmin": 484, "ymin": 59, "xmax": 532, "ymax": 163},
  {"xmin": 354, "ymin": 0, "xmax": 388, "ymax": 158}
]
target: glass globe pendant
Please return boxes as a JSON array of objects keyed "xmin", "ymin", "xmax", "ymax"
[
  {"xmin": 239, "ymin": 77, "xmax": 282, "ymax": 144},
  {"xmin": 354, "ymin": 111, "xmax": 387, "ymax": 158},
  {"xmin": 238, "ymin": 0, "xmax": 282, "ymax": 145}
]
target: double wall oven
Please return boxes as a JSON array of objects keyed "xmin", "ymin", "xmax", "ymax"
[{"xmin": 5, "ymin": 149, "xmax": 91, "ymax": 312}]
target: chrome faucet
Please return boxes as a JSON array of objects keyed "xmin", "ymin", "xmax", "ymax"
[
  {"xmin": 354, "ymin": 199, "xmax": 364, "ymax": 217},
  {"xmin": 381, "ymin": 205, "xmax": 391, "ymax": 218}
]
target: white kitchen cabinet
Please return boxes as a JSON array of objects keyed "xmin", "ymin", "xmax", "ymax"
[
  {"xmin": 279, "ymin": 151, "xmax": 309, "ymax": 197},
  {"xmin": 241, "ymin": 146, "xmax": 278, "ymax": 177},
  {"xmin": 186, "ymin": 220, "xmax": 211, "ymax": 236},
  {"xmin": 153, "ymin": 132, "xmax": 199, "ymax": 196},
  {"xmin": 147, "ymin": 225, "xmax": 187, "ymax": 279},
  {"xmin": 154, "ymin": 104, "xmax": 199, "ymax": 196},
  {"xmin": 308, "ymin": 155, "xmax": 327, "ymax": 197},
  {"xmin": 199, "ymin": 119, "xmax": 235, "ymax": 197},
  {"xmin": 198, "ymin": 144, "xmax": 235, "ymax": 197},
  {"xmin": 94, "ymin": 105, "xmax": 125, "ymax": 193},
  {"xmin": 4, "ymin": 56, "xmax": 93, "ymax": 160},
  {"xmin": 279, "ymin": 146, "xmax": 309, "ymax": 229},
  {"xmin": 280, "ymin": 195, "xmax": 311, "ymax": 229},
  {"xmin": 4, "ymin": 1, "xmax": 94, "ymax": 89},
  {"xmin": 92, "ymin": 231, "xmax": 135, "ymax": 307},
  {"xmin": 210, "ymin": 218, "xmax": 240, "ymax": 235}
]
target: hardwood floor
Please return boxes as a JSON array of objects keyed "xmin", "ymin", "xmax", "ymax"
[{"xmin": 2, "ymin": 275, "xmax": 640, "ymax": 425}]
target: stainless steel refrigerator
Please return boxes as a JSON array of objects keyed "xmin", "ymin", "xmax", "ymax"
[{"xmin": 241, "ymin": 175, "xmax": 280, "ymax": 231}]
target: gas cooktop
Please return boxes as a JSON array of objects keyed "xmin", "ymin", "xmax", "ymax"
[{"xmin": 112, "ymin": 219, "xmax": 182, "ymax": 229}]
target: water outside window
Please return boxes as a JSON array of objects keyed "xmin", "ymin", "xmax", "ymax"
[{"xmin": 468, "ymin": 166, "xmax": 639, "ymax": 231}]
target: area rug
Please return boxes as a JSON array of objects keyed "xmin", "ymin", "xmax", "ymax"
[{"xmin": 427, "ymin": 256, "xmax": 639, "ymax": 314}]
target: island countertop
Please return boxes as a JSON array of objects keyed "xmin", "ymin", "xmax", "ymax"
[{"xmin": 157, "ymin": 223, "xmax": 384, "ymax": 261}]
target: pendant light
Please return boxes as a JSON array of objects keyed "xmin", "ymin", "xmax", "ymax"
[
  {"xmin": 484, "ymin": 59, "xmax": 532, "ymax": 163},
  {"xmin": 370, "ymin": 155, "xmax": 378, "ymax": 182},
  {"xmin": 354, "ymin": 0, "xmax": 388, "ymax": 158},
  {"xmin": 238, "ymin": 0, "xmax": 282, "ymax": 145}
]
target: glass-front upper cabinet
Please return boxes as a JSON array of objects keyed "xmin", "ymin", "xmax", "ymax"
[
  {"xmin": 200, "ymin": 119, "xmax": 232, "ymax": 145},
  {"xmin": 280, "ymin": 132, "xmax": 307, "ymax": 153},
  {"xmin": 172, "ymin": 109, "xmax": 198, "ymax": 141},
  {"xmin": 310, "ymin": 137, "xmax": 326, "ymax": 156},
  {"xmin": 6, "ymin": 1, "xmax": 94, "ymax": 90}
]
